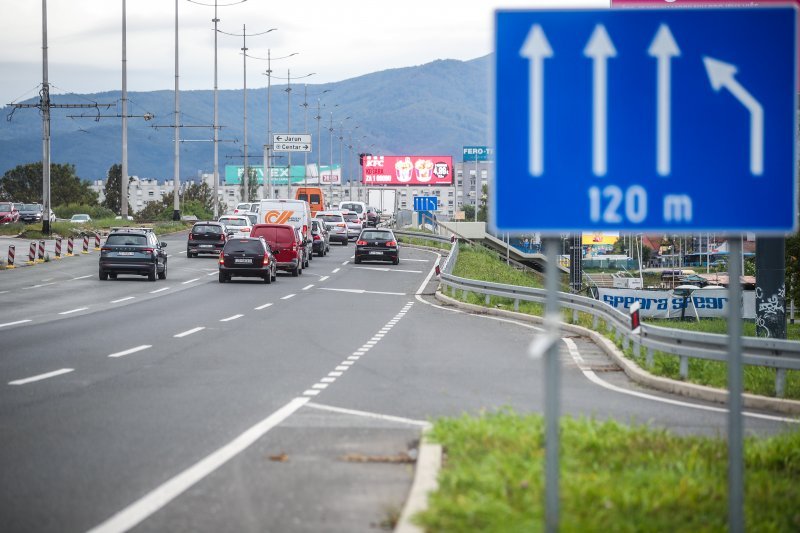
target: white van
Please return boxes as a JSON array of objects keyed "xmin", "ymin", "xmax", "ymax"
[
  {"xmin": 338, "ymin": 201, "xmax": 367, "ymax": 222},
  {"xmin": 257, "ymin": 198, "xmax": 313, "ymax": 261}
]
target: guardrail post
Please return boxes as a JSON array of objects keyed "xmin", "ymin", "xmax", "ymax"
[
  {"xmin": 776, "ymin": 369, "xmax": 786, "ymax": 398},
  {"xmin": 514, "ymin": 299, "xmax": 519, "ymax": 312},
  {"xmin": 592, "ymin": 315, "xmax": 599, "ymax": 330},
  {"xmin": 646, "ymin": 347, "xmax": 654, "ymax": 369},
  {"xmin": 679, "ymin": 355, "xmax": 689, "ymax": 380},
  {"xmin": 485, "ymin": 294, "xmax": 491, "ymax": 306},
  {"xmin": 622, "ymin": 333, "xmax": 630, "ymax": 352},
  {"xmin": 632, "ymin": 337, "xmax": 641, "ymax": 358},
  {"xmin": 450, "ymin": 284, "xmax": 456, "ymax": 298}
]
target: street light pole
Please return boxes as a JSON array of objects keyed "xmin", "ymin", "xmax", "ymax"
[
  {"xmin": 242, "ymin": 24, "xmax": 249, "ymax": 203},
  {"xmin": 286, "ymin": 68, "xmax": 291, "ymax": 199},
  {"xmin": 121, "ymin": 0, "xmax": 128, "ymax": 219},
  {"xmin": 172, "ymin": 0, "xmax": 181, "ymax": 221}
]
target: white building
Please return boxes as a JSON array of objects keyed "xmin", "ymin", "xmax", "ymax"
[{"xmin": 90, "ymin": 176, "xmax": 169, "ymax": 213}]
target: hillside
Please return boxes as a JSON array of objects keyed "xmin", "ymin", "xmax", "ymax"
[{"xmin": 0, "ymin": 55, "xmax": 491, "ymax": 182}]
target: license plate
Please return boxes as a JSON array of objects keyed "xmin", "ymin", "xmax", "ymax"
[
  {"xmin": 234, "ymin": 258, "xmax": 252, "ymax": 264},
  {"xmin": 369, "ymin": 251, "xmax": 383, "ymax": 255},
  {"xmin": 118, "ymin": 252, "xmax": 134, "ymax": 256},
  {"xmin": 200, "ymin": 244, "xmax": 212, "ymax": 248}
]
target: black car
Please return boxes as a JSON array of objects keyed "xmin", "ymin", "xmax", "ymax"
[
  {"xmin": 355, "ymin": 229, "xmax": 399, "ymax": 265},
  {"xmin": 311, "ymin": 219, "xmax": 330, "ymax": 257},
  {"xmin": 187, "ymin": 221, "xmax": 227, "ymax": 257},
  {"xmin": 218, "ymin": 237, "xmax": 278, "ymax": 283},
  {"xmin": 99, "ymin": 228, "xmax": 167, "ymax": 281}
]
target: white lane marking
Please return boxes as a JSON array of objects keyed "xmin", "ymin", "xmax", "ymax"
[
  {"xmin": 220, "ymin": 314, "xmax": 244, "ymax": 322},
  {"xmin": 59, "ymin": 307, "xmax": 88, "ymax": 315},
  {"xmin": 302, "ymin": 284, "xmax": 314, "ymax": 291},
  {"xmin": 178, "ymin": 250, "xmax": 187, "ymax": 254},
  {"xmin": 306, "ymin": 402, "xmax": 430, "ymax": 428},
  {"xmin": 72, "ymin": 275, "xmax": 92, "ymax": 280},
  {"xmin": 332, "ymin": 268, "xmax": 340, "ymax": 274},
  {"xmin": 303, "ymin": 389, "xmax": 321, "ymax": 396},
  {"xmin": 321, "ymin": 377, "xmax": 336, "ymax": 383},
  {"xmin": 328, "ymin": 371, "xmax": 343, "ymax": 377},
  {"xmin": 41, "ymin": 278, "xmax": 54, "ymax": 282},
  {"xmin": 318, "ymin": 288, "xmax": 406, "ymax": 296},
  {"xmin": 342, "ymin": 361, "xmax": 355, "ymax": 366},
  {"xmin": 312, "ymin": 383, "xmax": 329, "ymax": 390},
  {"xmin": 335, "ymin": 366, "xmax": 349, "ymax": 371},
  {"xmin": 342, "ymin": 261, "xmax": 349, "ymax": 265},
  {"xmin": 561, "ymin": 338, "xmax": 798, "ymax": 424},
  {"xmin": 400, "ymin": 258, "xmax": 430, "ymax": 262},
  {"xmin": 109, "ymin": 345, "xmax": 152, "ymax": 358},
  {"xmin": 206, "ymin": 271, "xmax": 217, "ymax": 276},
  {"xmin": 150, "ymin": 287, "xmax": 170, "ymax": 294},
  {"xmin": 254, "ymin": 303, "xmax": 273, "ymax": 310},
  {"xmin": 281, "ymin": 294, "xmax": 296, "ymax": 300},
  {"xmin": 23, "ymin": 282, "xmax": 56, "ymax": 290},
  {"xmin": 174, "ymin": 327, "xmax": 205, "ymax": 338},
  {"xmin": 182, "ymin": 278, "xmax": 200, "ymax": 285},
  {"xmin": 9, "ymin": 368, "xmax": 74, "ymax": 386},
  {"xmin": 0, "ymin": 320, "xmax": 32, "ymax": 328},
  {"xmin": 0, "ymin": 290, "xmax": 7, "ymax": 294},
  {"xmin": 353, "ymin": 266, "xmax": 423, "ymax": 274},
  {"xmin": 353, "ymin": 351, "xmax": 366, "ymax": 356},
  {"xmin": 86, "ymin": 397, "xmax": 309, "ymax": 533},
  {"xmin": 319, "ymin": 276, "xmax": 329, "ymax": 282},
  {"xmin": 348, "ymin": 356, "xmax": 360, "ymax": 361},
  {"xmin": 111, "ymin": 297, "xmax": 135, "ymax": 304}
]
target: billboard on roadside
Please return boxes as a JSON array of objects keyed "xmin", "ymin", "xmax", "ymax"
[{"xmin": 362, "ymin": 155, "xmax": 453, "ymax": 185}]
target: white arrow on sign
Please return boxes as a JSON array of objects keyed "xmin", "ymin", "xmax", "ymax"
[
  {"xmin": 520, "ymin": 24, "xmax": 553, "ymax": 177},
  {"xmin": 703, "ymin": 57, "xmax": 764, "ymax": 176},
  {"xmin": 648, "ymin": 24, "xmax": 680, "ymax": 177},
  {"xmin": 584, "ymin": 25, "xmax": 616, "ymax": 177}
]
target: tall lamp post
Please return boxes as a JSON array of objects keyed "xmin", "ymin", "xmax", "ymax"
[
  {"xmin": 300, "ymin": 88, "xmax": 331, "ymax": 186},
  {"xmin": 284, "ymin": 69, "xmax": 315, "ymax": 199},
  {"xmin": 338, "ymin": 117, "xmax": 351, "ymax": 202}
]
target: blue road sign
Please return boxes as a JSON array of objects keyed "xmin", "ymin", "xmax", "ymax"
[
  {"xmin": 413, "ymin": 195, "xmax": 438, "ymax": 212},
  {"xmin": 493, "ymin": 7, "xmax": 797, "ymax": 234}
]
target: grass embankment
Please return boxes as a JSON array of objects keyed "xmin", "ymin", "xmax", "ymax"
[
  {"xmin": 415, "ymin": 410, "xmax": 800, "ymax": 532},
  {"xmin": 0, "ymin": 219, "xmax": 191, "ymax": 239},
  {"xmin": 398, "ymin": 234, "xmax": 453, "ymax": 251},
  {"xmin": 445, "ymin": 243, "xmax": 800, "ymax": 400}
]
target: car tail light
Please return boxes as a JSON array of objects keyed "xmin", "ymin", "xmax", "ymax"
[
  {"xmin": 385, "ymin": 241, "xmax": 397, "ymax": 247},
  {"xmin": 337, "ymin": 223, "xmax": 346, "ymax": 228},
  {"xmin": 356, "ymin": 240, "xmax": 367, "ymax": 246},
  {"xmin": 219, "ymin": 253, "xmax": 225, "ymax": 264},
  {"xmin": 101, "ymin": 247, "xmax": 111, "ymax": 252},
  {"xmin": 143, "ymin": 247, "xmax": 155, "ymax": 254},
  {"xmin": 291, "ymin": 243, "xmax": 297, "ymax": 252},
  {"xmin": 263, "ymin": 252, "xmax": 270, "ymax": 264},
  {"xmin": 313, "ymin": 234, "xmax": 321, "ymax": 241}
]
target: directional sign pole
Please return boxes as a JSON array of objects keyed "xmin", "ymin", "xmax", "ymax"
[
  {"xmin": 544, "ymin": 236, "xmax": 561, "ymax": 533},
  {"xmin": 726, "ymin": 236, "xmax": 744, "ymax": 533}
]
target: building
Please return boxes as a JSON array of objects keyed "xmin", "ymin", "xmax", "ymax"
[{"xmin": 90, "ymin": 176, "xmax": 169, "ymax": 213}]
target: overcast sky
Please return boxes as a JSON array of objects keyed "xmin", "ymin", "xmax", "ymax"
[{"xmin": 0, "ymin": 0, "xmax": 609, "ymax": 107}]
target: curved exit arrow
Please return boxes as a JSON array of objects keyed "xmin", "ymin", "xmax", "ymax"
[{"xmin": 703, "ymin": 56, "xmax": 763, "ymax": 176}]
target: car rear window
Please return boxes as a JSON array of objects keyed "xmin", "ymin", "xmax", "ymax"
[
  {"xmin": 106, "ymin": 234, "xmax": 148, "ymax": 246},
  {"xmin": 220, "ymin": 218, "xmax": 248, "ymax": 226},
  {"xmin": 341, "ymin": 203, "xmax": 363, "ymax": 213},
  {"xmin": 224, "ymin": 240, "xmax": 263, "ymax": 253},
  {"xmin": 361, "ymin": 231, "xmax": 393, "ymax": 240},
  {"xmin": 193, "ymin": 224, "xmax": 222, "ymax": 234},
  {"xmin": 343, "ymin": 213, "xmax": 359, "ymax": 222},
  {"xmin": 318, "ymin": 214, "xmax": 343, "ymax": 223},
  {"xmin": 0, "ymin": 204, "xmax": 11, "ymax": 211}
]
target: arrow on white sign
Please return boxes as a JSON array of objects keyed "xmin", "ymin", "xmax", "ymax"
[
  {"xmin": 520, "ymin": 24, "xmax": 553, "ymax": 177},
  {"xmin": 703, "ymin": 56, "xmax": 764, "ymax": 176},
  {"xmin": 648, "ymin": 24, "xmax": 680, "ymax": 177},
  {"xmin": 584, "ymin": 25, "xmax": 616, "ymax": 177}
]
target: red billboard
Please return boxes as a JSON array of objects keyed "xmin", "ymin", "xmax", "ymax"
[{"xmin": 362, "ymin": 155, "xmax": 453, "ymax": 186}]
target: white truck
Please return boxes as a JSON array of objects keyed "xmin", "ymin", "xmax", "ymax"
[{"xmin": 367, "ymin": 188, "xmax": 396, "ymax": 218}]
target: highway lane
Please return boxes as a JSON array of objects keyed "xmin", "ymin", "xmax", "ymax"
[{"xmin": 0, "ymin": 238, "xmax": 795, "ymax": 532}]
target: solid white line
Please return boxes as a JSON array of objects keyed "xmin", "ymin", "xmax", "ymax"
[
  {"xmin": 318, "ymin": 288, "xmax": 406, "ymax": 296},
  {"xmin": 353, "ymin": 266, "xmax": 423, "ymax": 274},
  {"xmin": 332, "ymin": 268, "xmax": 340, "ymax": 274},
  {"xmin": 400, "ymin": 258, "xmax": 430, "ymax": 262},
  {"xmin": 220, "ymin": 314, "xmax": 244, "ymax": 322},
  {"xmin": 59, "ymin": 307, "xmax": 88, "ymax": 315},
  {"xmin": 319, "ymin": 276, "xmax": 329, "ymax": 282},
  {"xmin": 150, "ymin": 287, "xmax": 170, "ymax": 294},
  {"xmin": 182, "ymin": 278, "xmax": 200, "ymax": 285},
  {"xmin": 0, "ymin": 320, "xmax": 32, "ymax": 328},
  {"xmin": 281, "ymin": 294, "xmax": 296, "ymax": 300},
  {"xmin": 254, "ymin": 303, "xmax": 273, "ymax": 310},
  {"xmin": 306, "ymin": 402, "xmax": 430, "ymax": 428},
  {"xmin": 111, "ymin": 297, "xmax": 135, "ymax": 304},
  {"xmin": 415, "ymin": 250, "xmax": 442, "ymax": 300},
  {"xmin": 561, "ymin": 338, "xmax": 797, "ymax": 424},
  {"xmin": 302, "ymin": 284, "xmax": 314, "ymax": 291},
  {"xmin": 9, "ymin": 368, "xmax": 74, "ymax": 386},
  {"xmin": 72, "ymin": 275, "xmax": 92, "ymax": 280},
  {"xmin": 23, "ymin": 282, "xmax": 56, "ymax": 289},
  {"xmin": 174, "ymin": 327, "xmax": 205, "ymax": 338},
  {"xmin": 109, "ymin": 345, "xmax": 152, "ymax": 358},
  {"xmin": 86, "ymin": 397, "xmax": 308, "ymax": 533}
]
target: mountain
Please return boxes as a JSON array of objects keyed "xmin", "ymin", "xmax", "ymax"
[{"xmin": 0, "ymin": 55, "xmax": 491, "ymax": 182}]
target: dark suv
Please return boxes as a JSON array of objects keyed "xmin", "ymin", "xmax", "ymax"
[
  {"xmin": 218, "ymin": 237, "xmax": 277, "ymax": 284},
  {"xmin": 99, "ymin": 228, "xmax": 168, "ymax": 281},
  {"xmin": 187, "ymin": 221, "xmax": 227, "ymax": 257}
]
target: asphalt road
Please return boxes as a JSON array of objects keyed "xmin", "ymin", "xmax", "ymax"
[{"xmin": 0, "ymin": 232, "xmax": 795, "ymax": 532}]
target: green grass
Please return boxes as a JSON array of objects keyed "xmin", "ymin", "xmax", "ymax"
[
  {"xmin": 398, "ymin": 235, "xmax": 453, "ymax": 251},
  {"xmin": 415, "ymin": 410, "xmax": 800, "ymax": 532}
]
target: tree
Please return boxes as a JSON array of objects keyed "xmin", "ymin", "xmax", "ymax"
[
  {"xmin": 102, "ymin": 164, "xmax": 132, "ymax": 214},
  {"xmin": 0, "ymin": 162, "xmax": 98, "ymax": 205}
]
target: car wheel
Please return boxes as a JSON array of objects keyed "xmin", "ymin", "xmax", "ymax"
[
  {"xmin": 393, "ymin": 257, "xmax": 399, "ymax": 265},
  {"xmin": 186, "ymin": 249, "xmax": 193, "ymax": 258},
  {"xmin": 99, "ymin": 268, "xmax": 108, "ymax": 281},
  {"xmin": 292, "ymin": 265, "xmax": 299, "ymax": 277},
  {"xmin": 218, "ymin": 271, "xmax": 226, "ymax": 283},
  {"xmin": 158, "ymin": 262, "xmax": 167, "ymax": 280},
  {"xmin": 271, "ymin": 270, "xmax": 277, "ymax": 282},
  {"xmin": 148, "ymin": 266, "xmax": 157, "ymax": 281},
  {"xmin": 264, "ymin": 272, "xmax": 271, "ymax": 284},
  {"xmin": 354, "ymin": 257, "xmax": 361, "ymax": 264}
]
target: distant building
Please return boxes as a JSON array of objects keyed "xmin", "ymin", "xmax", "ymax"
[{"xmin": 90, "ymin": 176, "xmax": 169, "ymax": 213}]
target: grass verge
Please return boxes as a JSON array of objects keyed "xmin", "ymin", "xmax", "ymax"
[
  {"xmin": 398, "ymin": 235, "xmax": 452, "ymax": 251},
  {"xmin": 415, "ymin": 410, "xmax": 800, "ymax": 532}
]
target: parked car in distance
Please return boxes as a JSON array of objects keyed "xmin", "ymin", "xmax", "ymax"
[
  {"xmin": 340, "ymin": 210, "xmax": 363, "ymax": 240},
  {"xmin": 18, "ymin": 203, "xmax": 50, "ymax": 223},
  {"xmin": 355, "ymin": 228, "xmax": 399, "ymax": 265},
  {"xmin": 217, "ymin": 214, "xmax": 253, "ymax": 239},
  {"xmin": 99, "ymin": 227, "xmax": 167, "ymax": 281},
  {"xmin": 218, "ymin": 237, "xmax": 277, "ymax": 284},
  {"xmin": 250, "ymin": 223, "xmax": 304, "ymax": 276},
  {"xmin": 365, "ymin": 206, "xmax": 380, "ymax": 227},
  {"xmin": 187, "ymin": 221, "xmax": 227, "ymax": 257},
  {"xmin": 315, "ymin": 211, "xmax": 348, "ymax": 245},
  {"xmin": 114, "ymin": 215, "xmax": 134, "ymax": 221},
  {"xmin": 0, "ymin": 202, "xmax": 20, "ymax": 224},
  {"xmin": 310, "ymin": 218, "xmax": 329, "ymax": 257},
  {"xmin": 70, "ymin": 213, "xmax": 92, "ymax": 224}
]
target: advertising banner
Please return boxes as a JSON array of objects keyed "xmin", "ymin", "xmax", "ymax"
[
  {"xmin": 463, "ymin": 146, "xmax": 493, "ymax": 162},
  {"xmin": 362, "ymin": 155, "xmax": 453, "ymax": 185},
  {"xmin": 598, "ymin": 288, "xmax": 756, "ymax": 319}
]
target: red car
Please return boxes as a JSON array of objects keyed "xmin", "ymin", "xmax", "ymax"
[
  {"xmin": 250, "ymin": 223, "xmax": 304, "ymax": 277},
  {"xmin": 0, "ymin": 202, "xmax": 20, "ymax": 224}
]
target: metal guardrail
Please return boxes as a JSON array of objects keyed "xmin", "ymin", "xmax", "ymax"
[{"xmin": 436, "ymin": 240, "xmax": 800, "ymax": 398}]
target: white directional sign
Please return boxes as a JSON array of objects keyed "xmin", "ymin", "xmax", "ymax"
[
  {"xmin": 273, "ymin": 142, "xmax": 311, "ymax": 152},
  {"xmin": 272, "ymin": 134, "xmax": 311, "ymax": 144},
  {"xmin": 493, "ymin": 8, "xmax": 797, "ymax": 233}
]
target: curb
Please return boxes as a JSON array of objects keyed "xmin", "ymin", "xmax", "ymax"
[
  {"xmin": 433, "ymin": 290, "xmax": 800, "ymax": 415},
  {"xmin": 395, "ymin": 430, "xmax": 442, "ymax": 533}
]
